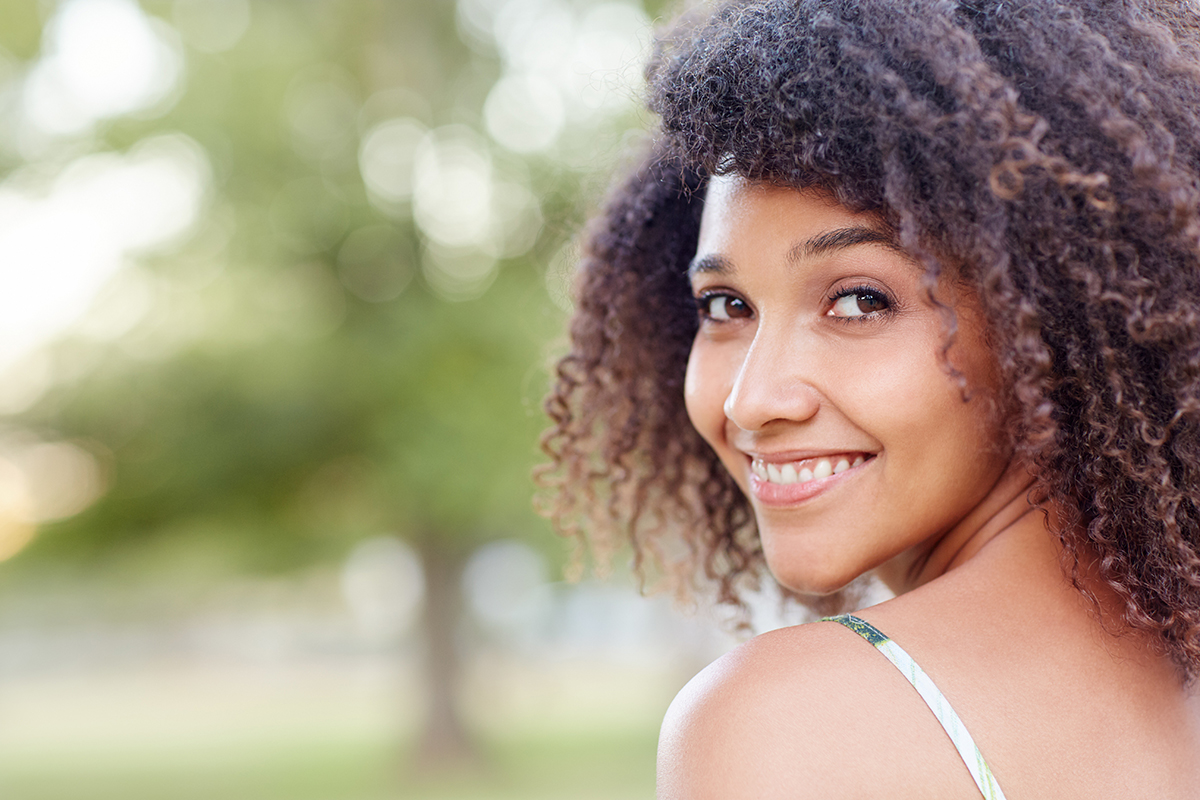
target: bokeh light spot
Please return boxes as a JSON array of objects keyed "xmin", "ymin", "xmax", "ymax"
[
  {"xmin": 488, "ymin": 180, "xmax": 543, "ymax": 259},
  {"xmin": 493, "ymin": 0, "xmax": 574, "ymax": 76},
  {"xmin": 462, "ymin": 540, "xmax": 549, "ymax": 632},
  {"xmin": 23, "ymin": 0, "xmax": 183, "ymax": 137},
  {"xmin": 358, "ymin": 117, "xmax": 427, "ymax": 212},
  {"xmin": 0, "ymin": 458, "xmax": 34, "ymax": 562},
  {"xmin": 483, "ymin": 73, "xmax": 564, "ymax": 154},
  {"xmin": 421, "ymin": 241, "xmax": 498, "ymax": 303},
  {"xmin": 341, "ymin": 536, "xmax": 424, "ymax": 641},
  {"xmin": 6, "ymin": 440, "xmax": 107, "ymax": 523},
  {"xmin": 0, "ymin": 134, "xmax": 208, "ymax": 368},
  {"xmin": 412, "ymin": 126, "xmax": 494, "ymax": 249}
]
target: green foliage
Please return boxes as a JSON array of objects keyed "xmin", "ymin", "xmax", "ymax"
[
  {"xmin": 2, "ymin": 0, "xmax": 628, "ymax": 576},
  {"xmin": 0, "ymin": 728, "xmax": 660, "ymax": 800},
  {"xmin": 26, "ymin": 258, "xmax": 560, "ymax": 570}
]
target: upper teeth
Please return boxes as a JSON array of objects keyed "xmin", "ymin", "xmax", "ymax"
[{"xmin": 752, "ymin": 455, "xmax": 865, "ymax": 485}]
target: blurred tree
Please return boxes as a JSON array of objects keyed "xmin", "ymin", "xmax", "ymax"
[{"xmin": 0, "ymin": 0, "xmax": 661, "ymax": 768}]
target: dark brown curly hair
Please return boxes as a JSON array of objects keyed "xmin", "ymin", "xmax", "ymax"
[{"xmin": 540, "ymin": 0, "xmax": 1200, "ymax": 673}]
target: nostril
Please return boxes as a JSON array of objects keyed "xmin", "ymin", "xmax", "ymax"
[{"xmin": 723, "ymin": 381, "xmax": 821, "ymax": 431}]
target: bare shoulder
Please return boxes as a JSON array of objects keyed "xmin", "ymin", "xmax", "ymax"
[
  {"xmin": 656, "ymin": 622, "xmax": 865, "ymax": 800},
  {"xmin": 656, "ymin": 620, "xmax": 975, "ymax": 800}
]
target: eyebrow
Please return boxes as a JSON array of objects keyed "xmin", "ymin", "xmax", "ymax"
[
  {"xmin": 790, "ymin": 225, "xmax": 904, "ymax": 261},
  {"xmin": 686, "ymin": 225, "xmax": 905, "ymax": 279}
]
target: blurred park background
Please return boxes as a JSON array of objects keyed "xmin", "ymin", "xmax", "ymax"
[{"xmin": 0, "ymin": 0, "xmax": 779, "ymax": 798}]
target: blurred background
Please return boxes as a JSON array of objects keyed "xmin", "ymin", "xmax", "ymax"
[{"xmin": 0, "ymin": 0, "xmax": 780, "ymax": 798}]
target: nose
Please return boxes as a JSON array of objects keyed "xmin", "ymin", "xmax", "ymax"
[{"xmin": 723, "ymin": 323, "xmax": 821, "ymax": 431}]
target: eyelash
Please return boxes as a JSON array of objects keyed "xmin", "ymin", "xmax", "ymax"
[
  {"xmin": 826, "ymin": 284, "xmax": 897, "ymax": 321},
  {"xmin": 694, "ymin": 285, "xmax": 898, "ymax": 323},
  {"xmin": 694, "ymin": 290, "xmax": 750, "ymax": 322}
]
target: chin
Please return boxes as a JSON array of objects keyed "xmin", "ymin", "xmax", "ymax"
[{"xmin": 767, "ymin": 559, "xmax": 863, "ymax": 599}]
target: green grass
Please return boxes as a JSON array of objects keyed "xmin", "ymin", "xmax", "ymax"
[{"xmin": 0, "ymin": 728, "xmax": 659, "ymax": 800}]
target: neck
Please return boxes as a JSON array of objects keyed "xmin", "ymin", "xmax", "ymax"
[{"xmin": 876, "ymin": 459, "xmax": 1043, "ymax": 594}]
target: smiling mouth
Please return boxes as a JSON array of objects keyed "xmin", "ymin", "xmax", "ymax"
[{"xmin": 750, "ymin": 454, "xmax": 872, "ymax": 486}]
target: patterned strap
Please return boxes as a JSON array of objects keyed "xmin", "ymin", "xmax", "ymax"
[{"xmin": 822, "ymin": 614, "xmax": 1008, "ymax": 800}]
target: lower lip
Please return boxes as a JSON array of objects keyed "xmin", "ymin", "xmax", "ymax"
[{"xmin": 747, "ymin": 458, "xmax": 872, "ymax": 506}]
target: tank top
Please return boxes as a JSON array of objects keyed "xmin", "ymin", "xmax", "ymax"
[{"xmin": 823, "ymin": 614, "xmax": 1009, "ymax": 800}]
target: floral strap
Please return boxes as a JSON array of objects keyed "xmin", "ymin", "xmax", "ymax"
[{"xmin": 822, "ymin": 614, "xmax": 1008, "ymax": 800}]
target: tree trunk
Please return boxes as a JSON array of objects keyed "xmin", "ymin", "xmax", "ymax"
[{"xmin": 414, "ymin": 537, "xmax": 477, "ymax": 770}]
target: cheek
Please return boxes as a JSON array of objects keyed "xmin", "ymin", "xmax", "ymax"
[
  {"xmin": 828, "ymin": 330, "xmax": 1003, "ymax": 473},
  {"xmin": 815, "ymin": 336, "xmax": 943, "ymax": 438},
  {"xmin": 869, "ymin": 341, "xmax": 1008, "ymax": 504},
  {"xmin": 684, "ymin": 338, "xmax": 730, "ymax": 448},
  {"xmin": 892, "ymin": 358, "xmax": 995, "ymax": 444}
]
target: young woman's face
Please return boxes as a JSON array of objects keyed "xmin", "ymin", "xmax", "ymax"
[{"xmin": 684, "ymin": 175, "xmax": 1010, "ymax": 596}]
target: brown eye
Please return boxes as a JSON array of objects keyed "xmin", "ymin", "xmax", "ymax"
[
  {"xmin": 700, "ymin": 294, "xmax": 752, "ymax": 321},
  {"xmin": 828, "ymin": 289, "xmax": 890, "ymax": 318}
]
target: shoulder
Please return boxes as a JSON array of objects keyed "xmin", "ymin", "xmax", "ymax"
[{"xmin": 656, "ymin": 619, "xmax": 976, "ymax": 800}]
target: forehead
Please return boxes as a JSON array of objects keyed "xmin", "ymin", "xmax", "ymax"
[
  {"xmin": 699, "ymin": 174, "xmax": 876, "ymax": 247},
  {"xmin": 694, "ymin": 174, "xmax": 905, "ymax": 275}
]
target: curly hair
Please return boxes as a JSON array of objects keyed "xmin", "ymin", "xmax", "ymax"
[{"xmin": 540, "ymin": 0, "xmax": 1200, "ymax": 672}]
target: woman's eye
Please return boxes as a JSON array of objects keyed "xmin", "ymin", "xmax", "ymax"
[
  {"xmin": 827, "ymin": 289, "xmax": 890, "ymax": 319},
  {"xmin": 697, "ymin": 294, "xmax": 751, "ymax": 322}
]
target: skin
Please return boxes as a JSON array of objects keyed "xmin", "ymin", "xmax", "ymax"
[
  {"xmin": 658, "ymin": 176, "xmax": 1200, "ymax": 799},
  {"xmin": 683, "ymin": 175, "xmax": 1014, "ymax": 598}
]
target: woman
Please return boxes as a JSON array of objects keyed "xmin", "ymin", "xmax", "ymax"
[{"xmin": 541, "ymin": 0, "xmax": 1200, "ymax": 796}]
